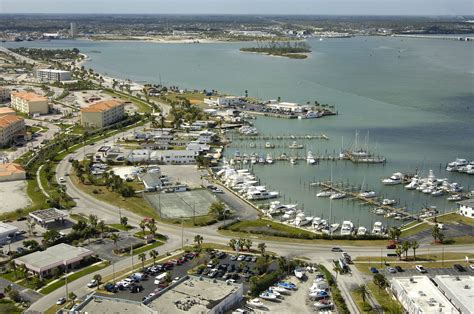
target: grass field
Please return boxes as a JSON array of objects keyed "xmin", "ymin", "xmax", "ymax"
[
  {"xmin": 400, "ymin": 222, "xmax": 431, "ymax": 238},
  {"xmin": 431, "ymin": 212, "xmax": 474, "ymax": 226},
  {"xmin": 367, "ymin": 282, "xmax": 403, "ymax": 313}
]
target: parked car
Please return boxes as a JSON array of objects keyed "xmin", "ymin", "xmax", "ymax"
[
  {"xmin": 453, "ymin": 264, "xmax": 466, "ymax": 272},
  {"xmin": 245, "ymin": 256, "xmax": 252, "ymax": 262},
  {"xmin": 87, "ymin": 280, "xmax": 98, "ymax": 288},
  {"xmin": 251, "ymin": 256, "xmax": 257, "ymax": 263},
  {"xmin": 395, "ymin": 266, "xmax": 404, "ymax": 272},
  {"xmin": 386, "ymin": 267, "xmax": 397, "ymax": 273},
  {"xmin": 331, "ymin": 247, "xmax": 343, "ymax": 252},
  {"xmin": 370, "ymin": 267, "xmax": 379, "ymax": 274},
  {"xmin": 415, "ymin": 265, "xmax": 427, "ymax": 273},
  {"xmin": 237, "ymin": 255, "xmax": 245, "ymax": 261},
  {"xmin": 230, "ymin": 255, "xmax": 238, "ymax": 261},
  {"xmin": 104, "ymin": 283, "xmax": 117, "ymax": 292},
  {"xmin": 470, "ymin": 264, "xmax": 474, "ymax": 271},
  {"xmin": 130, "ymin": 285, "xmax": 144, "ymax": 293},
  {"xmin": 386, "ymin": 243, "xmax": 396, "ymax": 249},
  {"xmin": 56, "ymin": 298, "xmax": 66, "ymax": 305}
]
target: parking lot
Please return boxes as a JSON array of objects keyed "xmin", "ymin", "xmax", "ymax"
[
  {"xmin": 381, "ymin": 265, "xmax": 474, "ymax": 279},
  {"xmin": 83, "ymin": 234, "xmax": 142, "ymax": 262},
  {"xmin": 99, "ymin": 250, "xmax": 270, "ymax": 302}
]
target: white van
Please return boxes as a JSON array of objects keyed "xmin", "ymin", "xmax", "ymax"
[{"xmin": 154, "ymin": 272, "xmax": 168, "ymax": 285}]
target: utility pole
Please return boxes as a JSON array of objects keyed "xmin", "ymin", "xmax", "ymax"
[
  {"xmin": 65, "ymin": 264, "xmax": 69, "ymax": 301},
  {"xmin": 130, "ymin": 236, "xmax": 134, "ymax": 271},
  {"xmin": 181, "ymin": 218, "xmax": 184, "ymax": 249},
  {"xmin": 112, "ymin": 260, "xmax": 116, "ymax": 284}
]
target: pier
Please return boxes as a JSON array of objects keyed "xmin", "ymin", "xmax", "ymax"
[
  {"xmin": 392, "ymin": 34, "xmax": 473, "ymax": 41},
  {"xmin": 229, "ymin": 133, "xmax": 329, "ymax": 141}
]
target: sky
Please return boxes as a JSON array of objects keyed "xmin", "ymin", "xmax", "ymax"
[{"xmin": 1, "ymin": 0, "xmax": 472, "ymax": 15}]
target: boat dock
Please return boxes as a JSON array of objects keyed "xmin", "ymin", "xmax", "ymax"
[
  {"xmin": 314, "ymin": 181, "xmax": 417, "ymax": 220},
  {"xmin": 229, "ymin": 133, "xmax": 329, "ymax": 141}
]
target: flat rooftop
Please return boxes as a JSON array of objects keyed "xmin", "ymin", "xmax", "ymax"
[
  {"xmin": 29, "ymin": 208, "xmax": 67, "ymax": 223},
  {"xmin": 148, "ymin": 276, "xmax": 242, "ymax": 314},
  {"xmin": 392, "ymin": 276, "xmax": 457, "ymax": 313},
  {"xmin": 79, "ymin": 296, "xmax": 153, "ymax": 314},
  {"xmin": 0, "ymin": 222, "xmax": 18, "ymax": 235},
  {"xmin": 15, "ymin": 243, "xmax": 92, "ymax": 272},
  {"xmin": 432, "ymin": 275, "xmax": 474, "ymax": 313}
]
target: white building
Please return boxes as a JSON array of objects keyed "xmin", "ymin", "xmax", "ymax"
[
  {"xmin": 432, "ymin": 275, "xmax": 474, "ymax": 313},
  {"xmin": 35, "ymin": 69, "xmax": 72, "ymax": 82},
  {"xmin": 458, "ymin": 199, "xmax": 474, "ymax": 219},
  {"xmin": 390, "ymin": 276, "xmax": 458, "ymax": 314},
  {"xmin": 186, "ymin": 142, "xmax": 210, "ymax": 152},
  {"xmin": 0, "ymin": 222, "xmax": 19, "ymax": 244},
  {"xmin": 151, "ymin": 150, "xmax": 196, "ymax": 164},
  {"xmin": 70, "ymin": 22, "xmax": 77, "ymax": 38},
  {"xmin": 204, "ymin": 96, "xmax": 243, "ymax": 107},
  {"xmin": 266, "ymin": 101, "xmax": 303, "ymax": 113}
]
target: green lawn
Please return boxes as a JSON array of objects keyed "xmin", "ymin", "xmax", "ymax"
[
  {"xmin": 351, "ymin": 290, "xmax": 375, "ymax": 313},
  {"xmin": 38, "ymin": 261, "xmax": 110, "ymax": 294},
  {"xmin": 0, "ymin": 299, "xmax": 22, "ymax": 313},
  {"xmin": 109, "ymin": 223, "xmax": 134, "ymax": 231},
  {"xmin": 400, "ymin": 222, "xmax": 431, "ymax": 238},
  {"xmin": 105, "ymin": 89, "xmax": 153, "ymax": 113},
  {"xmin": 431, "ymin": 212, "xmax": 474, "ymax": 226},
  {"xmin": 126, "ymin": 241, "xmax": 164, "ymax": 256},
  {"xmin": 367, "ymin": 282, "xmax": 403, "ymax": 313}
]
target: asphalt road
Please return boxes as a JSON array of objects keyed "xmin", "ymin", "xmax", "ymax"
[{"xmin": 25, "ymin": 123, "xmax": 474, "ymax": 313}]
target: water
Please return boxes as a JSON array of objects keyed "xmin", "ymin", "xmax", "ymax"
[{"xmin": 3, "ymin": 37, "xmax": 473, "ymax": 230}]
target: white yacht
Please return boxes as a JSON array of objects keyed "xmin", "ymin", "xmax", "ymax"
[
  {"xmin": 289, "ymin": 141, "xmax": 304, "ymax": 149},
  {"xmin": 330, "ymin": 192, "xmax": 346, "ymax": 200},
  {"xmin": 359, "ymin": 191, "xmax": 376, "ymax": 198},
  {"xmin": 382, "ymin": 172, "xmax": 403, "ymax": 185},
  {"xmin": 322, "ymin": 223, "xmax": 340, "ymax": 234},
  {"xmin": 265, "ymin": 142, "xmax": 275, "ymax": 149},
  {"xmin": 382, "ymin": 199, "xmax": 396, "ymax": 206},
  {"xmin": 307, "ymin": 151, "xmax": 316, "ymax": 164},
  {"xmin": 356, "ymin": 226, "xmax": 367, "ymax": 236},
  {"xmin": 247, "ymin": 298, "xmax": 266, "ymax": 309},
  {"xmin": 266, "ymin": 154, "xmax": 273, "ymax": 164},
  {"xmin": 340, "ymin": 221, "xmax": 354, "ymax": 236},
  {"xmin": 290, "ymin": 157, "xmax": 297, "ymax": 165},
  {"xmin": 316, "ymin": 190, "xmax": 333, "ymax": 197},
  {"xmin": 372, "ymin": 221, "xmax": 384, "ymax": 235},
  {"xmin": 259, "ymin": 291, "xmax": 278, "ymax": 301},
  {"xmin": 447, "ymin": 194, "xmax": 462, "ymax": 201}
]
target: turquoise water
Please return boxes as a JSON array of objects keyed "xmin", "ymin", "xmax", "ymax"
[{"xmin": 3, "ymin": 37, "xmax": 473, "ymax": 229}]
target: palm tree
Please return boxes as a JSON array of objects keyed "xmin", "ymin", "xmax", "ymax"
[
  {"xmin": 257, "ymin": 243, "xmax": 266, "ymax": 256},
  {"xmin": 147, "ymin": 222, "xmax": 157, "ymax": 238},
  {"xmin": 110, "ymin": 233, "xmax": 120, "ymax": 251},
  {"xmin": 8, "ymin": 260, "xmax": 17, "ymax": 280},
  {"xmin": 93, "ymin": 274, "xmax": 102, "ymax": 289},
  {"xmin": 402, "ymin": 241, "xmax": 411, "ymax": 260},
  {"xmin": 149, "ymin": 249, "xmax": 159, "ymax": 265},
  {"xmin": 411, "ymin": 240, "xmax": 419, "ymax": 261},
  {"xmin": 18, "ymin": 264, "xmax": 29, "ymax": 284},
  {"xmin": 395, "ymin": 245, "xmax": 403, "ymax": 261},
  {"xmin": 388, "ymin": 227, "xmax": 401, "ymax": 242},
  {"xmin": 194, "ymin": 235, "xmax": 203, "ymax": 248},
  {"xmin": 228, "ymin": 239, "xmax": 237, "ymax": 251},
  {"xmin": 244, "ymin": 239, "xmax": 253, "ymax": 252},
  {"xmin": 88, "ymin": 214, "xmax": 98, "ymax": 230},
  {"xmin": 354, "ymin": 284, "xmax": 369, "ymax": 306},
  {"xmin": 139, "ymin": 220, "xmax": 147, "ymax": 237},
  {"xmin": 138, "ymin": 253, "xmax": 146, "ymax": 270},
  {"xmin": 26, "ymin": 217, "xmax": 36, "ymax": 237}
]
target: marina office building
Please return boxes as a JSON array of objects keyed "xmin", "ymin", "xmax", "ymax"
[
  {"xmin": 80, "ymin": 99, "xmax": 125, "ymax": 128},
  {"xmin": 35, "ymin": 68, "xmax": 72, "ymax": 82},
  {"xmin": 10, "ymin": 92, "xmax": 50, "ymax": 115}
]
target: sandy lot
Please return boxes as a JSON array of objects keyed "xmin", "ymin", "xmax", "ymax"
[
  {"xmin": 159, "ymin": 164, "xmax": 206, "ymax": 188},
  {"xmin": 0, "ymin": 180, "xmax": 30, "ymax": 213}
]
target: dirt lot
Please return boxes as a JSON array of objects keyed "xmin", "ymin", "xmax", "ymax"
[{"xmin": 0, "ymin": 180, "xmax": 30, "ymax": 213}]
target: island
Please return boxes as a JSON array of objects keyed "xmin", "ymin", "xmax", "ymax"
[{"xmin": 240, "ymin": 41, "xmax": 311, "ymax": 59}]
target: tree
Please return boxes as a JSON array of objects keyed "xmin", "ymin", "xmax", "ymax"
[
  {"xmin": 18, "ymin": 264, "xmax": 29, "ymax": 284},
  {"xmin": 388, "ymin": 227, "xmax": 401, "ymax": 242},
  {"xmin": 373, "ymin": 273, "xmax": 387, "ymax": 290},
  {"xmin": 23, "ymin": 239, "xmax": 40, "ymax": 251},
  {"xmin": 149, "ymin": 249, "xmax": 159, "ymax": 265},
  {"xmin": 257, "ymin": 243, "xmax": 266, "ymax": 256},
  {"xmin": 395, "ymin": 245, "xmax": 403, "ymax": 261},
  {"xmin": 432, "ymin": 225, "xmax": 441, "ymax": 243},
  {"xmin": 97, "ymin": 220, "xmax": 106, "ymax": 238},
  {"xmin": 139, "ymin": 220, "xmax": 147, "ymax": 236},
  {"xmin": 138, "ymin": 253, "xmax": 146, "ymax": 270},
  {"xmin": 120, "ymin": 216, "xmax": 128, "ymax": 228},
  {"xmin": 244, "ymin": 239, "xmax": 253, "ymax": 251},
  {"xmin": 68, "ymin": 292, "xmax": 77, "ymax": 302},
  {"xmin": 7, "ymin": 289, "xmax": 21, "ymax": 303},
  {"xmin": 255, "ymin": 256, "xmax": 270, "ymax": 275},
  {"xmin": 26, "ymin": 217, "xmax": 36, "ymax": 237},
  {"xmin": 110, "ymin": 233, "xmax": 120, "ymax": 250},
  {"xmin": 402, "ymin": 241, "xmax": 411, "ymax": 260},
  {"xmin": 8, "ymin": 260, "xmax": 17, "ymax": 279},
  {"xmin": 88, "ymin": 214, "xmax": 98, "ymax": 230},
  {"xmin": 354, "ymin": 284, "xmax": 369, "ymax": 306},
  {"xmin": 93, "ymin": 274, "xmax": 102, "ymax": 288},
  {"xmin": 147, "ymin": 221, "xmax": 157, "ymax": 237},
  {"xmin": 277, "ymin": 256, "xmax": 288, "ymax": 273},
  {"xmin": 42, "ymin": 229, "xmax": 61, "ymax": 247},
  {"xmin": 411, "ymin": 240, "xmax": 419, "ymax": 261},
  {"xmin": 194, "ymin": 235, "xmax": 203, "ymax": 248},
  {"xmin": 209, "ymin": 201, "xmax": 226, "ymax": 220},
  {"xmin": 228, "ymin": 238, "xmax": 237, "ymax": 251}
]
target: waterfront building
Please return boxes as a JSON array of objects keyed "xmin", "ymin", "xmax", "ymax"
[
  {"xmin": 80, "ymin": 99, "xmax": 125, "ymax": 128},
  {"xmin": 35, "ymin": 68, "xmax": 72, "ymax": 82},
  {"xmin": 432, "ymin": 275, "xmax": 474, "ymax": 313},
  {"xmin": 458, "ymin": 199, "xmax": 474, "ymax": 219},
  {"xmin": 0, "ymin": 87, "xmax": 10, "ymax": 102},
  {"xmin": 72, "ymin": 294, "xmax": 153, "ymax": 314},
  {"xmin": 14, "ymin": 243, "xmax": 93, "ymax": 278},
  {"xmin": 0, "ymin": 163, "xmax": 26, "ymax": 182},
  {"xmin": 266, "ymin": 101, "xmax": 303, "ymax": 113},
  {"xmin": 150, "ymin": 150, "xmax": 197, "ymax": 164},
  {"xmin": 0, "ymin": 114, "xmax": 25, "ymax": 147},
  {"xmin": 204, "ymin": 96, "xmax": 244, "ymax": 107},
  {"xmin": 11, "ymin": 92, "xmax": 49, "ymax": 115},
  {"xmin": 390, "ymin": 276, "xmax": 458, "ymax": 313},
  {"xmin": 70, "ymin": 22, "xmax": 78, "ymax": 38}
]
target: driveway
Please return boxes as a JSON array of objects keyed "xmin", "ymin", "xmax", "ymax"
[{"xmin": 0, "ymin": 277, "xmax": 43, "ymax": 303}]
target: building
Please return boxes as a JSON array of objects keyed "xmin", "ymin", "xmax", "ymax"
[
  {"xmin": 81, "ymin": 99, "xmax": 125, "ymax": 128},
  {"xmin": 14, "ymin": 243, "xmax": 93, "ymax": 278},
  {"xmin": 70, "ymin": 22, "xmax": 77, "ymax": 38},
  {"xmin": 0, "ymin": 115, "xmax": 26, "ymax": 147},
  {"xmin": 29, "ymin": 208, "xmax": 67, "ymax": 227},
  {"xmin": 0, "ymin": 222, "xmax": 19, "ymax": 244},
  {"xmin": 35, "ymin": 69, "xmax": 72, "ymax": 82},
  {"xmin": 0, "ymin": 107, "xmax": 16, "ymax": 116},
  {"xmin": 147, "ymin": 276, "xmax": 243, "ymax": 314},
  {"xmin": 186, "ymin": 142, "xmax": 210, "ymax": 153},
  {"xmin": 150, "ymin": 150, "xmax": 197, "ymax": 164},
  {"xmin": 0, "ymin": 163, "xmax": 26, "ymax": 182},
  {"xmin": 458, "ymin": 199, "xmax": 474, "ymax": 219},
  {"xmin": 11, "ymin": 92, "xmax": 49, "ymax": 115},
  {"xmin": 266, "ymin": 101, "xmax": 303, "ymax": 113},
  {"xmin": 140, "ymin": 172, "xmax": 163, "ymax": 191},
  {"xmin": 432, "ymin": 275, "xmax": 474, "ymax": 313},
  {"xmin": 70, "ymin": 295, "xmax": 153, "ymax": 314},
  {"xmin": 204, "ymin": 96, "xmax": 243, "ymax": 107},
  {"xmin": 0, "ymin": 87, "xmax": 10, "ymax": 102},
  {"xmin": 390, "ymin": 276, "xmax": 458, "ymax": 314}
]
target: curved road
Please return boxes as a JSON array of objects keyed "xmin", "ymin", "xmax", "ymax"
[{"xmin": 26, "ymin": 124, "xmax": 474, "ymax": 313}]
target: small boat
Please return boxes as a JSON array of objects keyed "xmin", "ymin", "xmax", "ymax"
[
  {"xmin": 307, "ymin": 151, "xmax": 316, "ymax": 164},
  {"xmin": 382, "ymin": 172, "xmax": 403, "ymax": 185},
  {"xmin": 294, "ymin": 268, "xmax": 305, "ymax": 280},
  {"xmin": 289, "ymin": 141, "xmax": 304, "ymax": 149},
  {"xmin": 356, "ymin": 226, "xmax": 367, "ymax": 236},
  {"xmin": 266, "ymin": 154, "xmax": 273, "ymax": 164},
  {"xmin": 309, "ymin": 289, "xmax": 330, "ymax": 299},
  {"xmin": 431, "ymin": 190, "xmax": 444, "ymax": 197},
  {"xmin": 316, "ymin": 191, "xmax": 333, "ymax": 197},
  {"xmin": 270, "ymin": 285, "xmax": 289, "ymax": 295},
  {"xmin": 277, "ymin": 281, "xmax": 297, "ymax": 290},
  {"xmin": 330, "ymin": 193, "xmax": 346, "ymax": 200},
  {"xmin": 382, "ymin": 199, "xmax": 396, "ymax": 206},
  {"xmin": 340, "ymin": 221, "xmax": 354, "ymax": 236},
  {"xmin": 258, "ymin": 155, "xmax": 265, "ymax": 164},
  {"xmin": 359, "ymin": 191, "xmax": 377, "ymax": 198},
  {"xmin": 447, "ymin": 194, "xmax": 462, "ymax": 201},
  {"xmin": 290, "ymin": 157, "xmax": 297, "ymax": 165},
  {"xmin": 265, "ymin": 142, "xmax": 275, "ymax": 149},
  {"xmin": 249, "ymin": 143, "xmax": 256, "ymax": 148},
  {"xmin": 314, "ymin": 300, "xmax": 333, "ymax": 310},
  {"xmin": 247, "ymin": 298, "xmax": 266, "ymax": 309},
  {"xmin": 372, "ymin": 221, "xmax": 384, "ymax": 235},
  {"xmin": 267, "ymin": 288, "xmax": 282, "ymax": 298},
  {"xmin": 374, "ymin": 208, "xmax": 385, "ymax": 215},
  {"xmin": 259, "ymin": 291, "xmax": 278, "ymax": 301}
]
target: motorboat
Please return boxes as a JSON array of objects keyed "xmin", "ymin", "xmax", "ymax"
[
  {"xmin": 300, "ymin": 111, "xmax": 322, "ymax": 119},
  {"xmin": 356, "ymin": 226, "xmax": 367, "ymax": 236},
  {"xmin": 265, "ymin": 142, "xmax": 275, "ymax": 149},
  {"xmin": 259, "ymin": 291, "xmax": 278, "ymax": 301},
  {"xmin": 373, "ymin": 208, "xmax": 385, "ymax": 215},
  {"xmin": 239, "ymin": 126, "xmax": 258, "ymax": 135},
  {"xmin": 270, "ymin": 285, "xmax": 289, "ymax": 295},
  {"xmin": 340, "ymin": 221, "xmax": 354, "ymax": 236},
  {"xmin": 309, "ymin": 289, "xmax": 330, "ymax": 299},
  {"xmin": 246, "ymin": 190, "xmax": 279, "ymax": 200},
  {"xmin": 431, "ymin": 189, "xmax": 444, "ymax": 197},
  {"xmin": 359, "ymin": 191, "xmax": 376, "ymax": 198},
  {"xmin": 382, "ymin": 172, "xmax": 403, "ymax": 185},
  {"xmin": 247, "ymin": 298, "xmax": 266, "ymax": 309},
  {"xmin": 294, "ymin": 268, "xmax": 305, "ymax": 280},
  {"xmin": 316, "ymin": 191, "xmax": 333, "ymax": 197},
  {"xmin": 330, "ymin": 193, "xmax": 346, "ymax": 200},
  {"xmin": 307, "ymin": 151, "xmax": 316, "ymax": 164},
  {"xmin": 447, "ymin": 194, "xmax": 462, "ymax": 201},
  {"xmin": 289, "ymin": 141, "xmax": 304, "ymax": 149},
  {"xmin": 290, "ymin": 157, "xmax": 297, "ymax": 165},
  {"xmin": 372, "ymin": 221, "xmax": 384, "ymax": 235},
  {"xmin": 382, "ymin": 199, "xmax": 396, "ymax": 206},
  {"xmin": 277, "ymin": 281, "xmax": 297, "ymax": 290},
  {"xmin": 266, "ymin": 154, "xmax": 273, "ymax": 164},
  {"xmin": 267, "ymin": 288, "xmax": 282, "ymax": 298},
  {"xmin": 322, "ymin": 223, "xmax": 340, "ymax": 234},
  {"xmin": 312, "ymin": 217, "xmax": 323, "ymax": 230},
  {"xmin": 314, "ymin": 300, "xmax": 333, "ymax": 310}
]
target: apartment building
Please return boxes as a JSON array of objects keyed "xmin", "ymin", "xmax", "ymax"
[
  {"xmin": 11, "ymin": 92, "xmax": 49, "ymax": 115},
  {"xmin": 35, "ymin": 69, "xmax": 72, "ymax": 82},
  {"xmin": 0, "ymin": 114, "xmax": 25, "ymax": 147},
  {"xmin": 80, "ymin": 99, "xmax": 125, "ymax": 128},
  {"xmin": 0, "ymin": 87, "xmax": 10, "ymax": 102}
]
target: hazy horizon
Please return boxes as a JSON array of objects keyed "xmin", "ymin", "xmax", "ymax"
[{"xmin": 1, "ymin": 0, "xmax": 473, "ymax": 16}]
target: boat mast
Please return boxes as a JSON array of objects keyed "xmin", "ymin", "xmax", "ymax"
[{"xmin": 329, "ymin": 164, "xmax": 333, "ymax": 237}]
